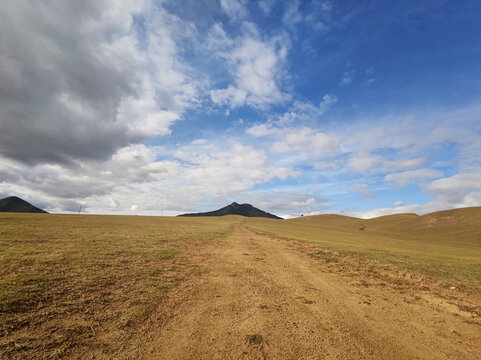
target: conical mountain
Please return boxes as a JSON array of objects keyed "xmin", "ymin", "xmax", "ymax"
[
  {"xmin": 178, "ymin": 202, "xmax": 282, "ymax": 219},
  {"xmin": 0, "ymin": 196, "xmax": 48, "ymax": 213}
]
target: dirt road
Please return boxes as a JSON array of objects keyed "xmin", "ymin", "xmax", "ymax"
[{"xmin": 122, "ymin": 225, "xmax": 481, "ymax": 359}]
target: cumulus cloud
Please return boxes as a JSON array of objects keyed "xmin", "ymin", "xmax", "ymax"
[
  {"xmin": 426, "ymin": 167, "xmax": 481, "ymax": 204},
  {"xmin": 176, "ymin": 142, "xmax": 293, "ymax": 191},
  {"xmin": 1, "ymin": 2, "xmax": 480, "ymax": 218},
  {"xmin": 0, "ymin": 144, "xmax": 178, "ymax": 201},
  {"xmin": 0, "ymin": 141, "xmax": 296, "ymax": 214},
  {"xmin": 0, "ymin": 1, "xmax": 197, "ymax": 165},
  {"xmin": 353, "ymin": 167, "xmax": 481, "ymax": 218},
  {"xmin": 210, "ymin": 28, "xmax": 289, "ymax": 109},
  {"xmin": 245, "ymin": 124, "xmax": 277, "ymax": 137},
  {"xmin": 245, "ymin": 96, "xmax": 340, "ymax": 160},
  {"xmin": 271, "ymin": 127, "xmax": 341, "ymax": 158}
]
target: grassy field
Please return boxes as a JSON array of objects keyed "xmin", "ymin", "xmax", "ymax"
[
  {"xmin": 1, "ymin": 208, "xmax": 480, "ymax": 358},
  {"xmin": 245, "ymin": 207, "xmax": 481, "ymax": 291},
  {"xmin": 0, "ymin": 213, "xmax": 236, "ymax": 358}
]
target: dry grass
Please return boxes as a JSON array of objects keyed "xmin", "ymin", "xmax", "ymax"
[
  {"xmin": 1, "ymin": 208, "xmax": 480, "ymax": 358},
  {"xmin": 245, "ymin": 207, "xmax": 481, "ymax": 292},
  {"xmin": 0, "ymin": 213, "xmax": 236, "ymax": 359}
]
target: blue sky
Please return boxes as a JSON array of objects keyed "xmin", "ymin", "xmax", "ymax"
[{"xmin": 0, "ymin": 0, "xmax": 480, "ymax": 218}]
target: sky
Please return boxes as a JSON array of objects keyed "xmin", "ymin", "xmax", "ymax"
[{"xmin": 0, "ymin": 0, "xmax": 480, "ymax": 218}]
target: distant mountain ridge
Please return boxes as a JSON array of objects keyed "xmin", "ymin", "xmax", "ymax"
[
  {"xmin": 178, "ymin": 202, "xmax": 282, "ymax": 219},
  {"xmin": 0, "ymin": 196, "xmax": 48, "ymax": 213}
]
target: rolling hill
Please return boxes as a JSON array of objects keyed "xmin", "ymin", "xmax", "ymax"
[{"xmin": 244, "ymin": 206, "xmax": 481, "ymax": 290}]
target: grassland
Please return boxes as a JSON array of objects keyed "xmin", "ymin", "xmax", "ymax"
[
  {"xmin": 1, "ymin": 208, "xmax": 480, "ymax": 358},
  {"xmin": 245, "ymin": 207, "xmax": 481, "ymax": 291},
  {"xmin": 0, "ymin": 213, "xmax": 236, "ymax": 358}
]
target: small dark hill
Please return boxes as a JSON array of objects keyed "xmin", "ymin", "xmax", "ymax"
[
  {"xmin": 0, "ymin": 196, "xmax": 48, "ymax": 213},
  {"xmin": 178, "ymin": 202, "xmax": 282, "ymax": 219}
]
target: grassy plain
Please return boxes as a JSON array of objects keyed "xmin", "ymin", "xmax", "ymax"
[
  {"xmin": 245, "ymin": 207, "xmax": 481, "ymax": 291},
  {"xmin": 1, "ymin": 208, "xmax": 480, "ymax": 358},
  {"xmin": 0, "ymin": 213, "xmax": 236, "ymax": 358}
]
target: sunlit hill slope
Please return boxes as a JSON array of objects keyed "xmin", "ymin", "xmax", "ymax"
[{"xmin": 245, "ymin": 207, "xmax": 481, "ymax": 290}]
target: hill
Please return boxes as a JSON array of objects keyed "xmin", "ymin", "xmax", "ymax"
[
  {"xmin": 0, "ymin": 196, "xmax": 48, "ymax": 213},
  {"xmin": 178, "ymin": 202, "xmax": 282, "ymax": 219},
  {"xmin": 244, "ymin": 206, "xmax": 481, "ymax": 290}
]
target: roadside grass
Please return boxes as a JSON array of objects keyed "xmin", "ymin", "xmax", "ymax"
[
  {"xmin": 0, "ymin": 213, "xmax": 235, "ymax": 358},
  {"xmin": 245, "ymin": 208, "xmax": 481, "ymax": 292}
]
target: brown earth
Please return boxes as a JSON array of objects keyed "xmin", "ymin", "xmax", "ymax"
[{"xmin": 109, "ymin": 224, "xmax": 481, "ymax": 359}]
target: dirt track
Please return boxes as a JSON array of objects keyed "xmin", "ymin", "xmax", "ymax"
[{"xmin": 122, "ymin": 225, "xmax": 481, "ymax": 359}]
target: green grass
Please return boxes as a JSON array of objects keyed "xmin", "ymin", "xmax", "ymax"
[{"xmin": 245, "ymin": 207, "xmax": 481, "ymax": 291}]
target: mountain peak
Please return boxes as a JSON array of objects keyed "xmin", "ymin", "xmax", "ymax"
[{"xmin": 178, "ymin": 202, "xmax": 282, "ymax": 219}]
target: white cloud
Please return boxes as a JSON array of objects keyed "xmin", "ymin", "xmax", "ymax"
[
  {"xmin": 426, "ymin": 167, "xmax": 481, "ymax": 204},
  {"xmin": 277, "ymin": 96, "xmax": 337, "ymax": 125},
  {"xmin": 0, "ymin": 140, "xmax": 297, "ymax": 214},
  {"xmin": 282, "ymin": 0, "xmax": 332, "ymax": 33},
  {"xmin": 385, "ymin": 169, "xmax": 443, "ymax": 187},
  {"xmin": 346, "ymin": 153, "xmax": 426, "ymax": 174},
  {"xmin": 318, "ymin": 94, "xmax": 338, "ymax": 113},
  {"xmin": 177, "ymin": 143, "xmax": 293, "ymax": 189},
  {"xmin": 206, "ymin": 22, "xmax": 233, "ymax": 51},
  {"xmin": 192, "ymin": 139, "xmax": 207, "ymax": 145},
  {"xmin": 245, "ymin": 124, "xmax": 277, "ymax": 137},
  {"xmin": 283, "ymin": 1, "xmax": 302, "ymax": 27},
  {"xmin": 258, "ymin": 0, "xmax": 276, "ymax": 16},
  {"xmin": 1, "ymin": 2, "xmax": 479, "ymax": 219},
  {"xmin": 245, "ymin": 94, "xmax": 337, "ymax": 139},
  {"xmin": 346, "ymin": 153, "xmax": 384, "ymax": 173},
  {"xmin": 461, "ymin": 192, "xmax": 481, "ymax": 207},
  {"xmin": 271, "ymin": 127, "xmax": 341, "ymax": 158},
  {"xmin": 353, "ymin": 167, "xmax": 481, "ymax": 218},
  {"xmin": 313, "ymin": 160, "xmax": 342, "ymax": 171},
  {"xmin": 354, "ymin": 204, "xmax": 423, "ymax": 219},
  {"xmin": 385, "ymin": 158, "xmax": 426, "ymax": 172},
  {"xmin": 210, "ymin": 32, "xmax": 289, "ymax": 109},
  {"xmin": 347, "ymin": 183, "xmax": 376, "ymax": 199},
  {"xmin": 241, "ymin": 191, "xmax": 328, "ymax": 216},
  {"xmin": 219, "ymin": 0, "xmax": 247, "ymax": 21},
  {"xmin": 340, "ymin": 69, "xmax": 356, "ymax": 85}
]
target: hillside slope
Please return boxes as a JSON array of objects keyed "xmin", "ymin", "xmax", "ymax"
[
  {"xmin": 245, "ymin": 207, "xmax": 481, "ymax": 290},
  {"xmin": 0, "ymin": 196, "xmax": 48, "ymax": 213}
]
